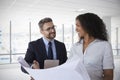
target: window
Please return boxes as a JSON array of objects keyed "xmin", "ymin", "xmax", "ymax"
[
  {"xmin": 0, "ymin": 20, "xmax": 119, "ymax": 64},
  {"xmin": 0, "ymin": 21, "xmax": 10, "ymax": 64},
  {"xmin": 11, "ymin": 20, "xmax": 29, "ymax": 54}
]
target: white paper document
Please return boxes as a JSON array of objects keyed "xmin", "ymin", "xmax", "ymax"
[
  {"xmin": 18, "ymin": 56, "xmax": 90, "ymax": 80},
  {"xmin": 18, "ymin": 56, "xmax": 31, "ymax": 68}
]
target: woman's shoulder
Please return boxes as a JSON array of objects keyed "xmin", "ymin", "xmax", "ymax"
[
  {"xmin": 72, "ymin": 42, "xmax": 82, "ymax": 47},
  {"xmin": 96, "ymin": 39, "xmax": 110, "ymax": 44},
  {"xmin": 95, "ymin": 39, "xmax": 112, "ymax": 48},
  {"xmin": 69, "ymin": 42, "xmax": 81, "ymax": 52}
]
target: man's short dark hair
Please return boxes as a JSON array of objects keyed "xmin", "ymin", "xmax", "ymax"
[{"xmin": 38, "ymin": 17, "xmax": 53, "ymax": 29}]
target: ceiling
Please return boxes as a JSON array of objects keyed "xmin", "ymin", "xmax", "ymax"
[{"xmin": 0, "ymin": 0, "xmax": 120, "ymax": 23}]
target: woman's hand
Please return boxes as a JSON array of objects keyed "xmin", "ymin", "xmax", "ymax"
[{"xmin": 103, "ymin": 69, "xmax": 113, "ymax": 80}]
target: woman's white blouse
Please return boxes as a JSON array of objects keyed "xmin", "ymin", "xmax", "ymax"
[{"xmin": 68, "ymin": 39, "xmax": 114, "ymax": 80}]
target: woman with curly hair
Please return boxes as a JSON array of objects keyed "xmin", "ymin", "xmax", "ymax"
[{"xmin": 69, "ymin": 13, "xmax": 114, "ymax": 80}]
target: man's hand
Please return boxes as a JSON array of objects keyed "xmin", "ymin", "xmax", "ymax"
[
  {"xmin": 32, "ymin": 60, "xmax": 40, "ymax": 69},
  {"xmin": 30, "ymin": 76, "xmax": 34, "ymax": 80}
]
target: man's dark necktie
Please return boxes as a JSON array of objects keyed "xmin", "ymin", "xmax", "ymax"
[{"xmin": 48, "ymin": 42, "xmax": 53, "ymax": 59}]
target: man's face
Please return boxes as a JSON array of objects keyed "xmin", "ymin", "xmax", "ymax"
[{"xmin": 41, "ymin": 22, "xmax": 56, "ymax": 40}]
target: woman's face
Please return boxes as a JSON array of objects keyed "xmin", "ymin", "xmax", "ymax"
[{"xmin": 76, "ymin": 19, "xmax": 86, "ymax": 38}]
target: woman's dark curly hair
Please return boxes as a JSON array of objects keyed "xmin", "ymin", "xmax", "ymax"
[{"xmin": 76, "ymin": 13, "xmax": 108, "ymax": 41}]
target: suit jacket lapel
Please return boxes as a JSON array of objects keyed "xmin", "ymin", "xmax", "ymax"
[
  {"xmin": 38, "ymin": 38, "xmax": 47, "ymax": 59},
  {"xmin": 54, "ymin": 40, "xmax": 60, "ymax": 60}
]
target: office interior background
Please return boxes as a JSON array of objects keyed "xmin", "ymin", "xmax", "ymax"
[{"xmin": 0, "ymin": 0, "xmax": 120, "ymax": 80}]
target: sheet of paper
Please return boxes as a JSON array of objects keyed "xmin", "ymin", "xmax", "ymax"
[
  {"xmin": 75, "ymin": 60, "xmax": 90, "ymax": 80},
  {"xmin": 18, "ymin": 56, "xmax": 31, "ymax": 68},
  {"xmin": 18, "ymin": 56, "xmax": 90, "ymax": 80}
]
